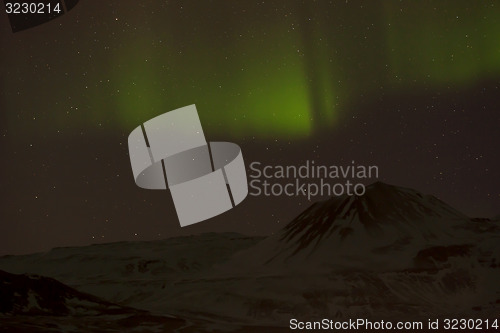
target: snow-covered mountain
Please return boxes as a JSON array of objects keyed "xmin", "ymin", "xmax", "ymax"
[
  {"xmin": 224, "ymin": 182, "xmax": 491, "ymax": 273},
  {"xmin": 0, "ymin": 269, "xmax": 122, "ymax": 316},
  {"xmin": 0, "ymin": 183, "xmax": 498, "ymax": 330},
  {"xmin": 0, "ymin": 269, "xmax": 186, "ymax": 332},
  {"xmin": 0, "ymin": 233, "xmax": 261, "ymax": 305}
]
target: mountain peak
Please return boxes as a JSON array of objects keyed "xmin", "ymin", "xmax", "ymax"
[
  {"xmin": 271, "ymin": 182, "xmax": 470, "ymax": 264},
  {"xmin": 366, "ymin": 180, "xmax": 394, "ymax": 189}
]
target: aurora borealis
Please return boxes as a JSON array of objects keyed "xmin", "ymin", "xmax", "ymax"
[
  {"xmin": 3, "ymin": 1, "xmax": 500, "ymax": 137},
  {"xmin": 0, "ymin": 1, "xmax": 499, "ymax": 254}
]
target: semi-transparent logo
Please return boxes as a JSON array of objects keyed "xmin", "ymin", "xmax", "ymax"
[
  {"xmin": 128, "ymin": 105, "xmax": 248, "ymax": 227},
  {"xmin": 248, "ymin": 161, "xmax": 379, "ymax": 200}
]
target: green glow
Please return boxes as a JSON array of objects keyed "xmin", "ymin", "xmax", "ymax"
[
  {"xmin": 224, "ymin": 23, "xmax": 313, "ymax": 137},
  {"xmin": 9, "ymin": 2, "xmax": 500, "ymax": 138},
  {"xmin": 300, "ymin": 12, "xmax": 340, "ymax": 127},
  {"xmin": 235, "ymin": 59, "xmax": 312, "ymax": 137},
  {"xmin": 111, "ymin": 22, "xmax": 315, "ymax": 137},
  {"xmin": 384, "ymin": 3, "xmax": 500, "ymax": 85}
]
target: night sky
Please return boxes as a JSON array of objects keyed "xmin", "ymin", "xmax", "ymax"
[{"xmin": 0, "ymin": 0, "xmax": 499, "ymax": 255}]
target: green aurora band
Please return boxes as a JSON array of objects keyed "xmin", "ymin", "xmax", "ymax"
[
  {"xmin": 111, "ymin": 2, "xmax": 500, "ymax": 137},
  {"xmin": 3, "ymin": 1, "xmax": 500, "ymax": 138}
]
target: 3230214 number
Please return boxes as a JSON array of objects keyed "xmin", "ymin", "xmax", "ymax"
[
  {"xmin": 5, "ymin": 2, "xmax": 61, "ymax": 14},
  {"xmin": 443, "ymin": 318, "xmax": 499, "ymax": 330}
]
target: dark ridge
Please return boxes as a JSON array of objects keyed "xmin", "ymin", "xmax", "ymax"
[{"xmin": 0, "ymin": 269, "xmax": 135, "ymax": 316}]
